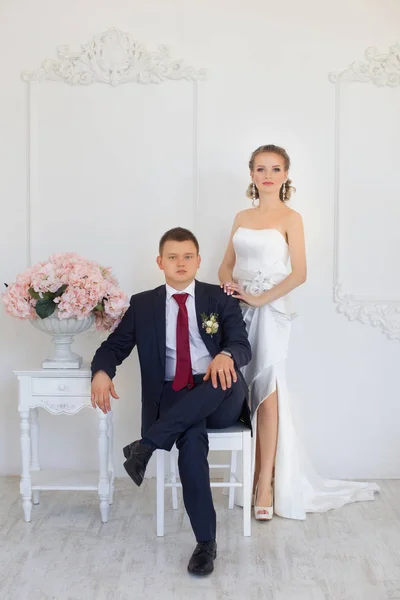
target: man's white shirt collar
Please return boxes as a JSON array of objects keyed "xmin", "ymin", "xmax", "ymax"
[{"xmin": 166, "ymin": 280, "xmax": 196, "ymax": 300}]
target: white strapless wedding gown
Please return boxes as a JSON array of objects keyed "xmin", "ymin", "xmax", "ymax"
[{"xmin": 232, "ymin": 226, "xmax": 379, "ymax": 519}]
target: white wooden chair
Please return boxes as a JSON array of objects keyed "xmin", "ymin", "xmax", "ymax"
[{"xmin": 156, "ymin": 423, "xmax": 252, "ymax": 537}]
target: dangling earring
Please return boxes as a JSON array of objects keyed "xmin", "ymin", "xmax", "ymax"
[
  {"xmin": 252, "ymin": 183, "xmax": 257, "ymax": 207},
  {"xmin": 282, "ymin": 181, "xmax": 286, "ymax": 201}
]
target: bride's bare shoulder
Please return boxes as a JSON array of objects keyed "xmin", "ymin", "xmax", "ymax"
[
  {"xmin": 233, "ymin": 208, "xmax": 254, "ymax": 225},
  {"xmin": 283, "ymin": 206, "xmax": 303, "ymax": 223}
]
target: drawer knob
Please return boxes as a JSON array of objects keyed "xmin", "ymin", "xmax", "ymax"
[{"xmin": 58, "ymin": 383, "xmax": 66, "ymax": 391}]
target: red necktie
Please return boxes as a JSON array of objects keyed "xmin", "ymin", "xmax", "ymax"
[{"xmin": 172, "ymin": 293, "xmax": 194, "ymax": 392}]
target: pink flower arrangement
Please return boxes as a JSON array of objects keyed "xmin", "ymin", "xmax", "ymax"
[{"xmin": 2, "ymin": 252, "xmax": 128, "ymax": 331}]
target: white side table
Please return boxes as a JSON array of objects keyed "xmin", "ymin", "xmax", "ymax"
[{"xmin": 14, "ymin": 368, "xmax": 114, "ymax": 523}]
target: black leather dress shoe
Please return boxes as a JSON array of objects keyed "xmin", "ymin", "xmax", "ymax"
[
  {"xmin": 187, "ymin": 541, "xmax": 217, "ymax": 575},
  {"xmin": 122, "ymin": 440, "xmax": 154, "ymax": 487}
]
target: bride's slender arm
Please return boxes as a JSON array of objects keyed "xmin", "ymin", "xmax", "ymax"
[{"xmin": 218, "ymin": 215, "xmax": 240, "ymax": 284}]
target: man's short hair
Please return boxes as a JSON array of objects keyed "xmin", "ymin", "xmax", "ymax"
[{"xmin": 159, "ymin": 227, "xmax": 200, "ymax": 255}]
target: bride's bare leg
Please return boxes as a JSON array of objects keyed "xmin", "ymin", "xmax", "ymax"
[
  {"xmin": 253, "ymin": 431, "xmax": 261, "ymax": 496},
  {"xmin": 255, "ymin": 389, "xmax": 278, "ymax": 510}
]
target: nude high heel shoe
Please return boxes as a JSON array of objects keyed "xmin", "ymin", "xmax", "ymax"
[{"xmin": 254, "ymin": 482, "xmax": 274, "ymax": 521}]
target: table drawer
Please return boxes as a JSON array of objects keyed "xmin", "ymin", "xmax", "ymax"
[{"xmin": 31, "ymin": 378, "xmax": 91, "ymax": 397}]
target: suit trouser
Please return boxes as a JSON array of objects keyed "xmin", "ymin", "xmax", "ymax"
[{"xmin": 145, "ymin": 375, "xmax": 246, "ymax": 542}]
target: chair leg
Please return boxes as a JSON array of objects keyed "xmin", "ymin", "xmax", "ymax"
[
  {"xmin": 228, "ymin": 450, "xmax": 238, "ymax": 509},
  {"xmin": 156, "ymin": 450, "xmax": 165, "ymax": 537},
  {"xmin": 169, "ymin": 445, "xmax": 178, "ymax": 510},
  {"xmin": 242, "ymin": 433, "xmax": 252, "ymax": 537}
]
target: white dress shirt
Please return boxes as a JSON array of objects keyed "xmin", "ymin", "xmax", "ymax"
[{"xmin": 165, "ymin": 280, "xmax": 212, "ymax": 380}]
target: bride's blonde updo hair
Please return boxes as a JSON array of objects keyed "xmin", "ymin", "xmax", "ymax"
[{"xmin": 246, "ymin": 144, "xmax": 295, "ymax": 203}]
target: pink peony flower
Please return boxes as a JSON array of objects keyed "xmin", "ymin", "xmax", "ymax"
[
  {"xmin": 95, "ymin": 311, "xmax": 121, "ymax": 332},
  {"xmin": 103, "ymin": 284, "xmax": 129, "ymax": 319},
  {"xmin": 2, "ymin": 284, "xmax": 36, "ymax": 319},
  {"xmin": 2, "ymin": 252, "xmax": 128, "ymax": 331}
]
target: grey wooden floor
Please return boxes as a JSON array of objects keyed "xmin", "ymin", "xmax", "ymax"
[{"xmin": 0, "ymin": 477, "xmax": 399, "ymax": 600}]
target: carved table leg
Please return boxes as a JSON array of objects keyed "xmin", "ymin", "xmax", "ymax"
[
  {"xmin": 30, "ymin": 408, "xmax": 40, "ymax": 505},
  {"xmin": 19, "ymin": 410, "xmax": 32, "ymax": 522},
  {"xmin": 107, "ymin": 411, "xmax": 115, "ymax": 505},
  {"xmin": 98, "ymin": 411, "xmax": 110, "ymax": 523}
]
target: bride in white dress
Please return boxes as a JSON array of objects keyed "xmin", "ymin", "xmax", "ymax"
[{"xmin": 218, "ymin": 144, "xmax": 379, "ymax": 521}]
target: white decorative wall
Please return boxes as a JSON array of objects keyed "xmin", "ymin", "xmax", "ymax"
[
  {"xmin": 329, "ymin": 44, "xmax": 400, "ymax": 340},
  {"xmin": 1, "ymin": 0, "xmax": 399, "ymax": 480}
]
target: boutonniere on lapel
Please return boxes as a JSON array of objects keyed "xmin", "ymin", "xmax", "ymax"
[{"xmin": 200, "ymin": 313, "xmax": 219, "ymax": 336}]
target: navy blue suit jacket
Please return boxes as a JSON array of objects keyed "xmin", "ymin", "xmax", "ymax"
[{"xmin": 91, "ymin": 280, "xmax": 252, "ymax": 435}]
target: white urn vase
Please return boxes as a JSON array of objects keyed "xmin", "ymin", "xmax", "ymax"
[{"xmin": 30, "ymin": 312, "xmax": 95, "ymax": 369}]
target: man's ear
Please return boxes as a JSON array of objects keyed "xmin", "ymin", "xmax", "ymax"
[
  {"xmin": 197, "ymin": 254, "xmax": 201, "ymax": 269},
  {"xmin": 156, "ymin": 256, "xmax": 163, "ymax": 270}
]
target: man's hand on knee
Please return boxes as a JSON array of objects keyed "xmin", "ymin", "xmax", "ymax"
[{"xmin": 203, "ymin": 354, "xmax": 237, "ymax": 390}]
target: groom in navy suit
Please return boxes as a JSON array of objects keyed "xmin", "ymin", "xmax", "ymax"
[{"xmin": 91, "ymin": 227, "xmax": 251, "ymax": 575}]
